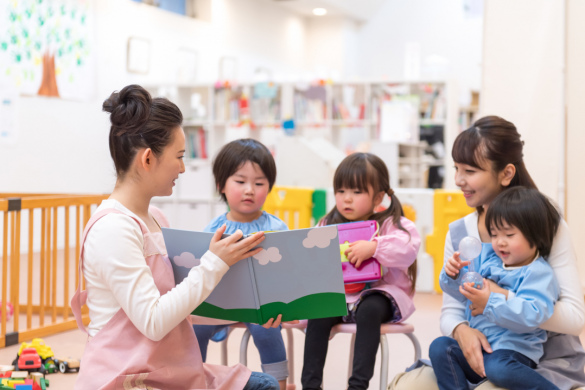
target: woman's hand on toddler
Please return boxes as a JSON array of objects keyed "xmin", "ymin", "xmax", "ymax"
[
  {"xmin": 460, "ymin": 279, "xmax": 490, "ymax": 316},
  {"xmin": 209, "ymin": 224, "xmax": 265, "ymax": 267},
  {"xmin": 445, "ymin": 252, "xmax": 471, "ymax": 278},
  {"xmin": 344, "ymin": 240, "xmax": 377, "ymax": 269}
]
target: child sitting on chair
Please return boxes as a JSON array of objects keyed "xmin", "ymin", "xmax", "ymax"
[
  {"xmin": 301, "ymin": 153, "xmax": 420, "ymax": 390},
  {"xmin": 193, "ymin": 139, "xmax": 292, "ymax": 390}
]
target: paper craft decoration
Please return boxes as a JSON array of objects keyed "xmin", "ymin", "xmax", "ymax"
[
  {"xmin": 337, "ymin": 220, "xmax": 382, "ymax": 284},
  {"xmin": 163, "ymin": 226, "xmax": 348, "ymax": 324}
]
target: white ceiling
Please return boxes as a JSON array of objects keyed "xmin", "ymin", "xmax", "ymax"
[{"xmin": 271, "ymin": 0, "xmax": 387, "ymax": 22}]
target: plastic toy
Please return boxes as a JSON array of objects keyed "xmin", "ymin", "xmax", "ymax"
[
  {"xmin": 53, "ymin": 358, "xmax": 79, "ymax": 374},
  {"xmin": 459, "ymin": 236, "xmax": 483, "ymax": 289},
  {"xmin": 17, "ymin": 340, "xmax": 54, "ymax": 362},
  {"xmin": 0, "ymin": 371, "xmax": 49, "ymax": 389},
  {"xmin": 16, "ymin": 349, "xmax": 45, "ymax": 375},
  {"xmin": 337, "ymin": 220, "xmax": 382, "ymax": 284},
  {"xmin": 42, "ymin": 359, "xmax": 56, "ymax": 374}
]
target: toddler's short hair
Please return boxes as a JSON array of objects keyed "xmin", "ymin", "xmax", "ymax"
[
  {"xmin": 485, "ymin": 187, "xmax": 560, "ymax": 258},
  {"xmin": 212, "ymin": 139, "xmax": 276, "ymax": 203}
]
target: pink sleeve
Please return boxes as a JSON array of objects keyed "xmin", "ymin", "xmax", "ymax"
[{"xmin": 372, "ymin": 217, "xmax": 420, "ymax": 270}]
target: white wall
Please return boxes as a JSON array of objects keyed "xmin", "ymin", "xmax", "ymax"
[
  {"xmin": 481, "ymin": 0, "xmax": 564, "ymax": 202},
  {"xmin": 354, "ymin": 0, "xmax": 483, "ymax": 104},
  {"xmin": 305, "ymin": 16, "xmax": 359, "ymax": 80},
  {"xmin": 567, "ymin": 0, "xmax": 585, "ymax": 285},
  {"xmin": 0, "ymin": 0, "xmax": 312, "ymax": 194}
]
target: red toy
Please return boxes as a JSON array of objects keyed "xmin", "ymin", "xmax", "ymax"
[{"xmin": 16, "ymin": 348, "xmax": 45, "ymax": 375}]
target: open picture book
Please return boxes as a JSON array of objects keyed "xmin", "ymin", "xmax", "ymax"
[{"xmin": 162, "ymin": 225, "xmax": 348, "ymax": 324}]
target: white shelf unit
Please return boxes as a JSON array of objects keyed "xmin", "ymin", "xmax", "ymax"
[{"xmin": 145, "ymin": 80, "xmax": 457, "ymax": 228}]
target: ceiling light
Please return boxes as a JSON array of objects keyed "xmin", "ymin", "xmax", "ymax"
[{"xmin": 313, "ymin": 8, "xmax": 327, "ymax": 16}]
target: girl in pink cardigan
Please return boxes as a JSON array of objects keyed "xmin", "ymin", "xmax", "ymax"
[{"xmin": 301, "ymin": 153, "xmax": 420, "ymax": 390}]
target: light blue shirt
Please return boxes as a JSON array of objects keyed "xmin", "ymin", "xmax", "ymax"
[
  {"xmin": 440, "ymin": 244, "xmax": 559, "ymax": 363},
  {"xmin": 204, "ymin": 211, "xmax": 289, "ymax": 235}
]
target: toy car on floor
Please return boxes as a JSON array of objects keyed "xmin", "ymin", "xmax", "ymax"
[
  {"xmin": 16, "ymin": 348, "xmax": 46, "ymax": 375},
  {"xmin": 53, "ymin": 357, "xmax": 80, "ymax": 373}
]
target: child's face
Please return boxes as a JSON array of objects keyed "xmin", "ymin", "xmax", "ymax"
[
  {"xmin": 490, "ymin": 222, "xmax": 537, "ymax": 267},
  {"xmin": 454, "ymin": 160, "xmax": 508, "ymax": 209},
  {"xmin": 222, "ymin": 161, "xmax": 270, "ymax": 222},
  {"xmin": 335, "ymin": 185, "xmax": 377, "ymax": 222},
  {"xmin": 151, "ymin": 127, "xmax": 186, "ymax": 197}
]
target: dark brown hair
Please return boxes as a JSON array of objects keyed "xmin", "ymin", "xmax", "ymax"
[
  {"xmin": 103, "ymin": 84, "xmax": 183, "ymax": 178},
  {"xmin": 212, "ymin": 139, "xmax": 277, "ymax": 203},
  {"xmin": 452, "ymin": 116, "xmax": 537, "ymax": 199},
  {"xmin": 323, "ymin": 153, "xmax": 417, "ymax": 292},
  {"xmin": 485, "ymin": 187, "xmax": 560, "ymax": 258}
]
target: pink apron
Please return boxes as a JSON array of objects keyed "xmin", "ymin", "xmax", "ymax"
[{"xmin": 71, "ymin": 207, "xmax": 251, "ymax": 390}]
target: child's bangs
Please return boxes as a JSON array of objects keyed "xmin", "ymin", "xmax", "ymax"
[
  {"xmin": 333, "ymin": 160, "xmax": 371, "ymax": 192},
  {"xmin": 452, "ymin": 128, "xmax": 485, "ymax": 170},
  {"xmin": 486, "ymin": 210, "xmax": 509, "ymax": 232},
  {"xmin": 486, "ymin": 194, "xmax": 523, "ymax": 233}
]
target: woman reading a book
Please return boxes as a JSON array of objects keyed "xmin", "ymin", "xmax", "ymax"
[
  {"xmin": 389, "ymin": 116, "xmax": 585, "ymax": 390},
  {"xmin": 70, "ymin": 84, "xmax": 281, "ymax": 390}
]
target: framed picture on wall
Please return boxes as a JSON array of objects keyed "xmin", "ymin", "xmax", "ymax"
[
  {"xmin": 177, "ymin": 48, "xmax": 199, "ymax": 83},
  {"xmin": 127, "ymin": 37, "xmax": 151, "ymax": 74}
]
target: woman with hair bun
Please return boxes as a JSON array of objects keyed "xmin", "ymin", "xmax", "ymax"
[{"xmin": 71, "ymin": 84, "xmax": 280, "ymax": 390}]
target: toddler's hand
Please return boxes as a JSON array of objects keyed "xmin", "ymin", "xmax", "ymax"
[
  {"xmin": 345, "ymin": 240, "xmax": 377, "ymax": 269},
  {"xmin": 460, "ymin": 278, "xmax": 490, "ymax": 316},
  {"xmin": 262, "ymin": 314, "xmax": 282, "ymax": 329},
  {"xmin": 445, "ymin": 252, "xmax": 470, "ymax": 278},
  {"xmin": 209, "ymin": 224, "xmax": 265, "ymax": 267}
]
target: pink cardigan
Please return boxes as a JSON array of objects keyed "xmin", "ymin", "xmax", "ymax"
[{"xmin": 322, "ymin": 217, "xmax": 420, "ymax": 321}]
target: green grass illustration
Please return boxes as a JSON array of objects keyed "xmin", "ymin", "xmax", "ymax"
[{"xmin": 192, "ymin": 292, "xmax": 347, "ymax": 324}]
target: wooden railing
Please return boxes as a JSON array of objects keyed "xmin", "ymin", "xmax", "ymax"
[{"xmin": 0, "ymin": 193, "xmax": 108, "ymax": 348}]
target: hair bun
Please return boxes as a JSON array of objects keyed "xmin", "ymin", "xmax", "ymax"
[{"xmin": 103, "ymin": 84, "xmax": 152, "ymax": 133}]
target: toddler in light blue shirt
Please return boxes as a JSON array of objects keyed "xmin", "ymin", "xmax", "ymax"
[{"xmin": 431, "ymin": 187, "xmax": 561, "ymax": 390}]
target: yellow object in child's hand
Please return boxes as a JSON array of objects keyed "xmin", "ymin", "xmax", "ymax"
[{"xmin": 340, "ymin": 242, "xmax": 350, "ymax": 262}]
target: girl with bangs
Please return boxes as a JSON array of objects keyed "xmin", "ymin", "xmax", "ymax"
[
  {"xmin": 301, "ymin": 153, "xmax": 420, "ymax": 390},
  {"xmin": 390, "ymin": 116, "xmax": 585, "ymax": 390}
]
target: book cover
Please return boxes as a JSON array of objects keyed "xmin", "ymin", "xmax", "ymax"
[{"xmin": 162, "ymin": 225, "xmax": 348, "ymax": 324}]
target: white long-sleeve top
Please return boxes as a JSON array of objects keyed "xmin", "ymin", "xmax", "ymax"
[
  {"xmin": 440, "ymin": 212, "xmax": 585, "ymax": 338},
  {"xmin": 83, "ymin": 199, "xmax": 229, "ymax": 341}
]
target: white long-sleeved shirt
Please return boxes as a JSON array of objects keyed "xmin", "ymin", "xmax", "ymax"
[
  {"xmin": 83, "ymin": 199, "xmax": 229, "ymax": 341},
  {"xmin": 440, "ymin": 211, "xmax": 585, "ymax": 338}
]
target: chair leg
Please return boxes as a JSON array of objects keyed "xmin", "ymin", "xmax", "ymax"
[
  {"xmin": 379, "ymin": 334, "xmax": 389, "ymax": 390},
  {"xmin": 220, "ymin": 327, "xmax": 234, "ymax": 366},
  {"xmin": 405, "ymin": 332, "xmax": 422, "ymax": 361},
  {"xmin": 285, "ymin": 328, "xmax": 295, "ymax": 388},
  {"xmin": 240, "ymin": 329, "xmax": 251, "ymax": 366}
]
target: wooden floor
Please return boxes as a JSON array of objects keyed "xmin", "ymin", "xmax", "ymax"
[{"xmin": 2, "ymin": 292, "xmax": 583, "ymax": 389}]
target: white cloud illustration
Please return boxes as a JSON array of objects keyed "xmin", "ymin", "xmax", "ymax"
[
  {"xmin": 174, "ymin": 252, "xmax": 201, "ymax": 268},
  {"xmin": 302, "ymin": 226, "xmax": 338, "ymax": 249},
  {"xmin": 253, "ymin": 247, "xmax": 282, "ymax": 266}
]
